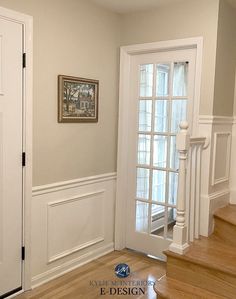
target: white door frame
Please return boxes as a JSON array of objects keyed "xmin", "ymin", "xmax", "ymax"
[
  {"xmin": 115, "ymin": 37, "xmax": 203, "ymax": 250},
  {"xmin": 0, "ymin": 6, "xmax": 33, "ymax": 292}
]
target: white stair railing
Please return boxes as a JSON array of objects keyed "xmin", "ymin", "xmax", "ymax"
[{"xmin": 169, "ymin": 121, "xmax": 208, "ymax": 254}]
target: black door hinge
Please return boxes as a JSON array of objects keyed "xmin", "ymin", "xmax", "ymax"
[
  {"xmin": 22, "ymin": 247, "xmax": 25, "ymax": 261},
  {"xmin": 23, "ymin": 53, "xmax": 26, "ymax": 68},
  {"xmin": 22, "ymin": 152, "xmax": 26, "ymax": 167}
]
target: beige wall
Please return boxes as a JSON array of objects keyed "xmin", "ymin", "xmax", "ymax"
[
  {"xmin": 1, "ymin": 0, "xmax": 234, "ymax": 186},
  {"xmin": 0, "ymin": 0, "xmax": 121, "ymax": 186},
  {"xmin": 120, "ymin": 0, "xmax": 220, "ymax": 116},
  {"xmin": 213, "ymin": 0, "xmax": 236, "ymax": 116}
]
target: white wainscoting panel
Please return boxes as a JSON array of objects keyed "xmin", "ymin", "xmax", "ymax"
[
  {"xmin": 0, "ymin": 114, "xmax": 2, "ymax": 261},
  {"xmin": 47, "ymin": 190, "xmax": 105, "ymax": 263},
  {"xmin": 230, "ymin": 118, "xmax": 236, "ymax": 203},
  {"xmin": 31, "ymin": 173, "xmax": 116, "ymax": 288},
  {"xmin": 212, "ymin": 132, "xmax": 231, "ymax": 186},
  {"xmin": 198, "ymin": 115, "xmax": 232, "ymax": 236}
]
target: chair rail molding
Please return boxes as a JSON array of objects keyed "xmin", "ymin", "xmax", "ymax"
[
  {"xmin": 198, "ymin": 115, "xmax": 234, "ymax": 125},
  {"xmin": 32, "ymin": 172, "xmax": 117, "ymax": 196}
]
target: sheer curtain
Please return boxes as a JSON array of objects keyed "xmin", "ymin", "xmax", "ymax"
[
  {"xmin": 172, "ymin": 62, "xmax": 188, "ymax": 133},
  {"xmin": 173, "ymin": 62, "xmax": 188, "ymax": 96},
  {"xmin": 136, "ymin": 202, "xmax": 148, "ymax": 233}
]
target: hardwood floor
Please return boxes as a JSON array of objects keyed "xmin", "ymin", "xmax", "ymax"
[
  {"xmin": 155, "ymin": 204, "xmax": 236, "ymax": 298},
  {"xmin": 17, "ymin": 250, "xmax": 166, "ymax": 299}
]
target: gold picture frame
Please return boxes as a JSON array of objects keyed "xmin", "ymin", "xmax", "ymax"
[{"xmin": 58, "ymin": 75, "xmax": 99, "ymax": 123}]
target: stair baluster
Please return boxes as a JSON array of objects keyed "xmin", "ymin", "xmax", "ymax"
[
  {"xmin": 169, "ymin": 121, "xmax": 208, "ymax": 254},
  {"xmin": 169, "ymin": 121, "xmax": 190, "ymax": 254}
]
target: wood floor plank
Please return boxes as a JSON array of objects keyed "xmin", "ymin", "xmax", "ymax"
[{"xmin": 16, "ymin": 250, "xmax": 166, "ymax": 299}]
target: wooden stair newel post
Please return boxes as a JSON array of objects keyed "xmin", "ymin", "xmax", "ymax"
[{"xmin": 169, "ymin": 121, "xmax": 190, "ymax": 254}]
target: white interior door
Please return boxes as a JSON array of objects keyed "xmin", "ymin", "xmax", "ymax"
[
  {"xmin": 125, "ymin": 48, "xmax": 196, "ymax": 258},
  {"xmin": 0, "ymin": 18, "xmax": 23, "ymax": 297}
]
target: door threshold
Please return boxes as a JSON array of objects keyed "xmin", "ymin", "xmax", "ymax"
[{"xmin": 124, "ymin": 248, "xmax": 166, "ymax": 263}]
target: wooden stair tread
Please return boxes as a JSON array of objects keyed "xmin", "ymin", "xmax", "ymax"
[
  {"xmin": 155, "ymin": 205, "xmax": 236, "ymax": 298},
  {"xmin": 165, "ymin": 237, "xmax": 236, "ymax": 276},
  {"xmin": 154, "ymin": 276, "xmax": 226, "ymax": 299},
  {"xmin": 214, "ymin": 205, "xmax": 236, "ymax": 226}
]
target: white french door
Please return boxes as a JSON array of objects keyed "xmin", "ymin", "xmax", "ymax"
[
  {"xmin": 125, "ymin": 48, "xmax": 196, "ymax": 258},
  {"xmin": 0, "ymin": 18, "xmax": 23, "ymax": 296}
]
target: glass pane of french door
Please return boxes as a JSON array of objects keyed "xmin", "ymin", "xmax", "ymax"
[{"xmin": 136, "ymin": 61, "xmax": 188, "ymax": 240}]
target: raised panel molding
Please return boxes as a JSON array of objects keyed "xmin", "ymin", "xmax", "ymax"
[
  {"xmin": 212, "ymin": 132, "xmax": 231, "ymax": 186},
  {"xmin": 198, "ymin": 115, "xmax": 232, "ymax": 236},
  {"xmin": 47, "ymin": 190, "xmax": 105, "ymax": 263},
  {"xmin": 31, "ymin": 172, "xmax": 116, "ymax": 287}
]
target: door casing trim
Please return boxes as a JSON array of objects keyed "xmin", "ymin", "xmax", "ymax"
[
  {"xmin": 115, "ymin": 37, "xmax": 203, "ymax": 250},
  {"xmin": 0, "ymin": 6, "xmax": 33, "ymax": 292}
]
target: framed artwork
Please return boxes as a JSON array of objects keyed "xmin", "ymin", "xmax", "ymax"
[{"xmin": 58, "ymin": 75, "xmax": 99, "ymax": 123}]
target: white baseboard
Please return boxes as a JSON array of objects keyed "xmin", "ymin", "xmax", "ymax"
[
  {"xmin": 32, "ymin": 243, "xmax": 114, "ymax": 288},
  {"xmin": 209, "ymin": 189, "xmax": 230, "ymax": 202}
]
